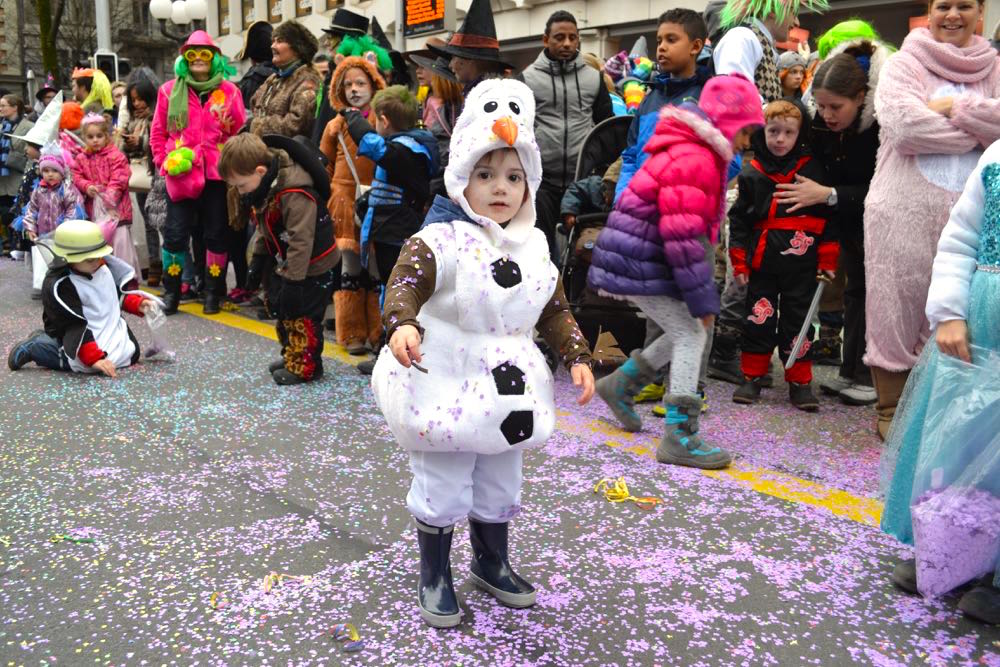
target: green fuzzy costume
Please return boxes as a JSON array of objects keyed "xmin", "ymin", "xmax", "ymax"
[
  {"xmin": 721, "ymin": 0, "xmax": 830, "ymax": 28},
  {"xmin": 335, "ymin": 35, "xmax": 392, "ymax": 73}
]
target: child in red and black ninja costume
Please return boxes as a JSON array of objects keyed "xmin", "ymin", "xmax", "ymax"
[{"xmin": 728, "ymin": 97, "xmax": 837, "ymax": 411}]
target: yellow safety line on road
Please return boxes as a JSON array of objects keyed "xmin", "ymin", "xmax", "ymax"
[
  {"xmin": 143, "ymin": 290, "xmax": 365, "ymax": 367},
  {"xmin": 556, "ymin": 412, "xmax": 883, "ymax": 528}
]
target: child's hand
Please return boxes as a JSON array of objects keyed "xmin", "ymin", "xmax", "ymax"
[
  {"xmin": 92, "ymin": 358, "xmax": 118, "ymax": 378},
  {"xmin": 700, "ymin": 314, "xmax": 715, "ymax": 331},
  {"xmin": 936, "ymin": 319, "xmax": 971, "ymax": 363},
  {"xmin": 733, "ymin": 273, "xmax": 748, "ymax": 287},
  {"xmin": 86, "ymin": 185, "xmax": 99, "ymax": 197},
  {"xmin": 571, "ymin": 363, "xmax": 595, "ymax": 405},
  {"xmin": 817, "ymin": 270, "xmax": 836, "ymax": 282},
  {"xmin": 139, "ymin": 299, "xmax": 154, "ymax": 315},
  {"xmin": 389, "ymin": 324, "xmax": 423, "ymax": 368},
  {"xmin": 562, "ymin": 214, "xmax": 577, "ymax": 230},
  {"xmin": 927, "ymin": 97, "xmax": 954, "ymax": 117},
  {"xmin": 26, "ymin": 231, "xmax": 37, "ymax": 242}
]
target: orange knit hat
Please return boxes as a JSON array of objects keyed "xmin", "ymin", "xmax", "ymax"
[{"xmin": 60, "ymin": 102, "xmax": 84, "ymax": 131}]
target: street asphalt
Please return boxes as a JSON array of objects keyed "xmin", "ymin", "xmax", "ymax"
[{"xmin": 1, "ymin": 258, "xmax": 998, "ymax": 666}]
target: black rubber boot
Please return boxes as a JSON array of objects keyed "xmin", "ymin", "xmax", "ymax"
[
  {"xmin": 468, "ymin": 519, "xmax": 536, "ymax": 608},
  {"xmin": 732, "ymin": 377, "xmax": 763, "ymax": 404},
  {"xmin": 268, "ymin": 358, "xmax": 285, "ymax": 373},
  {"xmin": 416, "ymin": 521, "xmax": 461, "ymax": 628},
  {"xmin": 959, "ymin": 578, "xmax": 1000, "ymax": 625},
  {"xmin": 161, "ymin": 274, "xmax": 182, "ymax": 315},
  {"xmin": 789, "ymin": 382, "xmax": 819, "ymax": 412},
  {"xmin": 202, "ymin": 274, "xmax": 224, "ymax": 315},
  {"xmin": 707, "ymin": 334, "xmax": 743, "ymax": 385},
  {"xmin": 891, "ymin": 558, "xmax": 918, "ymax": 594}
]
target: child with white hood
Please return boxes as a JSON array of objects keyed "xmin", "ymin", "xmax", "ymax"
[{"xmin": 371, "ymin": 79, "xmax": 595, "ymax": 628}]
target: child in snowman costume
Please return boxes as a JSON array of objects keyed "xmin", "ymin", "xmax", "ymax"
[{"xmin": 371, "ymin": 78, "xmax": 596, "ymax": 628}]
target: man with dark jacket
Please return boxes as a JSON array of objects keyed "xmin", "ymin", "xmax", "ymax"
[
  {"xmin": 520, "ymin": 10, "xmax": 613, "ymax": 261},
  {"xmin": 237, "ymin": 21, "xmax": 278, "ymax": 111}
]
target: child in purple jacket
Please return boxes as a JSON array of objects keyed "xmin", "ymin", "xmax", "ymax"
[
  {"xmin": 21, "ymin": 144, "xmax": 83, "ymax": 242},
  {"xmin": 588, "ymin": 74, "xmax": 764, "ymax": 470}
]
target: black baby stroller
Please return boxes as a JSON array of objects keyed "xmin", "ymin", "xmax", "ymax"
[{"xmin": 558, "ymin": 115, "xmax": 646, "ymax": 365}]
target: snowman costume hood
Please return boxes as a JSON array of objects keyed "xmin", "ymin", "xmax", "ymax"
[
  {"xmin": 371, "ymin": 79, "xmax": 562, "ymax": 455},
  {"xmin": 442, "ymin": 78, "xmax": 543, "ymax": 245}
]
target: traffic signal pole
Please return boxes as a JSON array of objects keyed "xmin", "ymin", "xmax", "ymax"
[{"xmin": 95, "ymin": 0, "xmax": 112, "ymax": 52}]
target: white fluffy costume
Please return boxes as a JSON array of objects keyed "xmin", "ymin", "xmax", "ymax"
[{"xmin": 372, "ymin": 78, "xmax": 592, "ymax": 629}]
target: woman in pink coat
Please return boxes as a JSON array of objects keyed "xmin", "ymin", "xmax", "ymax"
[
  {"xmin": 863, "ymin": 0, "xmax": 1000, "ymax": 439},
  {"xmin": 150, "ymin": 31, "xmax": 245, "ymax": 314}
]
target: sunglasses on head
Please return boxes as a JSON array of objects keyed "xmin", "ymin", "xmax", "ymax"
[{"xmin": 183, "ymin": 48, "xmax": 215, "ymax": 62}]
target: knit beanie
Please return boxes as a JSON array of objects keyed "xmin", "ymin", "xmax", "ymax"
[
  {"xmin": 697, "ymin": 74, "xmax": 765, "ymax": 142},
  {"xmin": 37, "ymin": 142, "xmax": 66, "ymax": 176},
  {"xmin": 60, "ymin": 102, "xmax": 84, "ymax": 131},
  {"xmin": 272, "ymin": 20, "xmax": 319, "ymax": 64},
  {"xmin": 778, "ymin": 51, "xmax": 806, "ymax": 71}
]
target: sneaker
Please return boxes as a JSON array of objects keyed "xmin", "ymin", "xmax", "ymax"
[
  {"xmin": 839, "ymin": 383, "xmax": 876, "ymax": 406},
  {"xmin": 634, "ymin": 383, "xmax": 665, "ymax": 404},
  {"xmin": 789, "ymin": 382, "xmax": 819, "ymax": 412},
  {"xmin": 7, "ymin": 338, "xmax": 33, "ymax": 370},
  {"xmin": 820, "ymin": 375, "xmax": 853, "ymax": 396},
  {"xmin": 958, "ymin": 580, "xmax": 1000, "ymax": 625},
  {"xmin": 357, "ymin": 358, "xmax": 376, "ymax": 375},
  {"xmin": 733, "ymin": 378, "xmax": 763, "ymax": 404},
  {"xmin": 227, "ymin": 288, "xmax": 253, "ymax": 305},
  {"xmin": 890, "ymin": 559, "xmax": 918, "ymax": 594}
]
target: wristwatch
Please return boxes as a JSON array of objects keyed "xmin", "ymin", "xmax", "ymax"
[{"xmin": 826, "ymin": 188, "xmax": 838, "ymax": 207}]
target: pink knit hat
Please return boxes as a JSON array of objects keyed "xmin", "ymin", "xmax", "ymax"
[
  {"xmin": 37, "ymin": 143, "xmax": 66, "ymax": 176},
  {"xmin": 697, "ymin": 74, "xmax": 764, "ymax": 142}
]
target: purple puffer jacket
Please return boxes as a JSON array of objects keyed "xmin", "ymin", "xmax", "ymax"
[{"xmin": 588, "ymin": 105, "xmax": 731, "ymax": 318}]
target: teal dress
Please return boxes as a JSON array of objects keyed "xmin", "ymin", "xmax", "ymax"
[{"xmin": 880, "ymin": 161, "xmax": 1000, "ymax": 590}]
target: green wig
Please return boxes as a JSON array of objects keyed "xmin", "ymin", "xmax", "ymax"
[
  {"xmin": 335, "ymin": 34, "xmax": 392, "ymax": 73},
  {"xmin": 173, "ymin": 52, "xmax": 238, "ymax": 80},
  {"xmin": 817, "ymin": 19, "xmax": 894, "ymax": 59},
  {"xmin": 721, "ymin": 0, "xmax": 830, "ymax": 29}
]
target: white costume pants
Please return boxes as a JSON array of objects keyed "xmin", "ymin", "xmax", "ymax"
[{"xmin": 406, "ymin": 449, "xmax": 523, "ymax": 527}]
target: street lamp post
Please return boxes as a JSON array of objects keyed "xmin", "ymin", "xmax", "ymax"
[{"xmin": 149, "ymin": 0, "xmax": 209, "ymax": 43}]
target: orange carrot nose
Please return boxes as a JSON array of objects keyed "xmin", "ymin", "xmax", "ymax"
[{"xmin": 491, "ymin": 116, "xmax": 518, "ymax": 146}]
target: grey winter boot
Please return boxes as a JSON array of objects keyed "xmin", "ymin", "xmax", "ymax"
[
  {"xmin": 595, "ymin": 350, "xmax": 657, "ymax": 432},
  {"xmin": 657, "ymin": 394, "xmax": 733, "ymax": 470}
]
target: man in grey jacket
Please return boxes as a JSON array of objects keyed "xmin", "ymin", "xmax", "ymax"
[{"xmin": 521, "ymin": 10, "xmax": 613, "ymax": 261}]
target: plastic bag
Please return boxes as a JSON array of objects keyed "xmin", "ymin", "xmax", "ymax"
[
  {"xmin": 92, "ymin": 194, "xmax": 120, "ymax": 245},
  {"xmin": 143, "ymin": 301, "xmax": 176, "ymax": 362},
  {"xmin": 905, "ymin": 344, "xmax": 1000, "ymax": 597},
  {"xmin": 30, "ymin": 244, "xmax": 47, "ymax": 290}
]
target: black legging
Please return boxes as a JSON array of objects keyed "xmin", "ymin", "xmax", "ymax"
[{"xmin": 162, "ymin": 180, "xmax": 229, "ymax": 255}]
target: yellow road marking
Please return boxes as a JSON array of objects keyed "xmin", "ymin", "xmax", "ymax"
[
  {"xmin": 556, "ymin": 412, "xmax": 883, "ymax": 528},
  {"xmin": 142, "ymin": 290, "xmax": 365, "ymax": 367}
]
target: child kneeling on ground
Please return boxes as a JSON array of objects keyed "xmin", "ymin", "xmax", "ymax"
[
  {"xmin": 588, "ymin": 74, "xmax": 765, "ymax": 470},
  {"xmin": 8, "ymin": 219, "xmax": 158, "ymax": 376},
  {"xmin": 371, "ymin": 79, "xmax": 595, "ymax": 628},
  {"xmin": 219, "ymin": 133, "xmax": 340, "ymax": 386},
  {"xmin": 728, "ymin": 98, "xmax": 837, "ymax": 411}
]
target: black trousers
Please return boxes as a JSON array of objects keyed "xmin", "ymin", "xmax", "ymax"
[
  {"xmin": 742, "ymin": 268, "xmax": 817, "ymax": 362},
  {"xmin": 534, "ymin": 181, "xmax": 565, "ymax": 263},
  {"xmin": 162, "ymin": 180, "xmax": 229, "ymax": 255},
  {"xmin": 273, "ymin": 269, "xmax": 336, "ymax": 381},
  {"xmin": 839, "ymin": 228, "xmax": 870, "ymax": 384}
]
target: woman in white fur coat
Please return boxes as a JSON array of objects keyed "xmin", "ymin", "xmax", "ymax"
[{"xmin": 862, "ymin": 0, "xmax": 1000, "ymax": 438}]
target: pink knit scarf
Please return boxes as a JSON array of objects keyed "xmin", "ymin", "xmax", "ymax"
[{"xmin": 901, "ymin": 27, "xmax": 998, "ymax": 83}]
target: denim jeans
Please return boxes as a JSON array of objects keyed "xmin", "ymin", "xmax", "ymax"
[{"xmin": 22, "ymin": 333, "xmax": 70, "ymax": 370}]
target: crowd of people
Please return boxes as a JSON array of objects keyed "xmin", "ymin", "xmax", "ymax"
[{"xmin": 2, "ymin": 0, "xmax": 999, "ymax": 630}]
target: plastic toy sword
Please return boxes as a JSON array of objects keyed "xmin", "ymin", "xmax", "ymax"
[{"xmin": 785, "ymin": 281, "xmax": 826, "ymax": 370}]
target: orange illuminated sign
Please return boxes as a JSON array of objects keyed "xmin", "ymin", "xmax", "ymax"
[{"xmin": 404, "ymin": 0, "xmax": 445, "ymax": 38}]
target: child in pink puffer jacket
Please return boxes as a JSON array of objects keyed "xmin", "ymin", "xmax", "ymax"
[{"xmin": 589, "ymin": 74, "xmax": 764, "ymax": 470}]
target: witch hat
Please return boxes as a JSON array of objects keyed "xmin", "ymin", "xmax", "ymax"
[
  {"xmin": 428, "ymin": 0, "xmax": 512, "ymax": 68},
  {"xmin": 35, "ymin": 74, "xmax": 58, "ymax": 102},
  {"xmin": 370, "ymin": 16, "xmax": 392, "ymax": 51}
]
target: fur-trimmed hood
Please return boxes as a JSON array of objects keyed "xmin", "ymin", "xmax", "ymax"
[
  {"xmin": 648, "ymin": 104, "xmax": 734, "ymax": 166},
  {"xmin": 804, "ymin": 37, "xmax": 892, "ymax": 132},
  {"xmin": 328, "ymin": 56, "xmax": 387, "ymax": 111}
]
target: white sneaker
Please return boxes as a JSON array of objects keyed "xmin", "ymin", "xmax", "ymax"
[
  {"xmin": 820, "ymin": 375, "xmax": 852, "ymax": 396},
  {"xmin": 10, "ymin": 250, "xmax": 24, "ymax": 261},
  {"xmin": 840, "ymin": 383, "xmax": 877, "ymax": 406}
]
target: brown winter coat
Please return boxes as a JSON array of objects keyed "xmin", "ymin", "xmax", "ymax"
[
  {"xmin": 250, "ymin": 148, "xmax": 338, "ymax": 281},
  {"xmin": 249, "ymin": 64, "xmax": 322, "ymax": 138},
  {"xmin": 318, "ymin": 57, "xmax": 386, "ymax": 254}
]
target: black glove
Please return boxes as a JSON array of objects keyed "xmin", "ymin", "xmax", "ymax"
[
  {"xmin": 246, "ymin": 254, "xmax": 268, "ymax": 292},
  {"xmin": 278, "ymin": 278, "xmax": 309, "ymax": 319},
  {"xmin": 342, "ymin": 108, "xmax": 375, "ymax": 145}
]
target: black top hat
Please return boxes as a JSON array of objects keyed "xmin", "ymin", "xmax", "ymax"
[
  {"xmin": 427, "ymin": 0, "xmax": 512, "ymax": 68},
  {"xmin": 323, "ymin": 8, "xmax": 369, "ymax": 37}
]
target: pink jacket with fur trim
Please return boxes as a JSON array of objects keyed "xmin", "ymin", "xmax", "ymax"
[
  {"xmin": 589, "ymin": 104, "xmax": 731, "ymax": 318},
  {"xmin": 70, "ymin": 143, "xmax": 133, "ymax": 223},
  {"xmin": 149, "ymin": 79, "xmax": 245, "ymax": 201}
]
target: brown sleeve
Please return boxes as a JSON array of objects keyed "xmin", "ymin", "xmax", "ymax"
[
  {"xmin": 536, "ymin": 278, "xmax": 593, "ymax": 369},
  {"xmin": 251, "ymin": 79, "xmax": 319, "ymax": 137},
  {"xmin": 277, "ymin": 191, "xmax": 318, "ymax": 281},
  {"xmin": 382, "ymin": 236, "xmax": 437, "ymax": 339}
]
